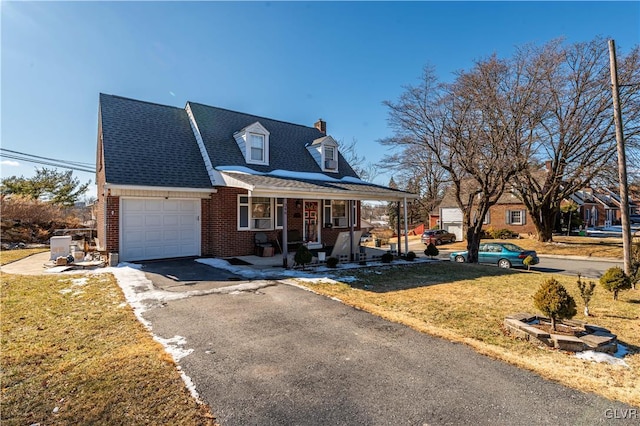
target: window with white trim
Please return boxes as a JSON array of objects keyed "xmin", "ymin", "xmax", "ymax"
[
  {"xmin": 237, "ymin": 196, "xmax": 283, "ymax": 230},
  {"xmin": 233, "ymin": 122, "xmax": 270, "ymax": 166},
  {"xmin": 276, "ymin": 198, "xmax": 284, "ymax": 228},
  {"xmin": 324, "ymin": 199, "xmax": 354, "ymax": 228},
  {"xmin": 506, "ymin": 210, "xmax": 526, "ymax": 225},
  {"xmin": 483, "ymin": 211, "xmax": 490, "ymax": 225},
  {"xmin": 250, "ymin": 133, "xmax": 265, "ymax": 162},
  {"xmin": 323, "ymin": 145, "xmax": 338, "ymax": 171}
]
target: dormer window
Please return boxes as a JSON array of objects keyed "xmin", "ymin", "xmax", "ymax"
[
  {"xmin": 250, "ymin": 133, "xmax": 265, "ymax": 162},
  {"xmin": 324, "ymin": 146, "xmax": 337, "ymax": 171},
  {"xmin": 234, "ymin": 122, "xmax": 270, "ymax": 166},
  {"xmin": 307, "ymin": 135, "xmax": 339, "ymax": 173}
]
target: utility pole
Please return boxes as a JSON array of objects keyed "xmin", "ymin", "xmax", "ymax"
[{"xmin": 608, "ymin": 39, "xmax": 631, "ymax": 275}]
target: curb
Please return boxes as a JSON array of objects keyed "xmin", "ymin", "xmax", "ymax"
[{"xmin": 537, "ymin": 254, "xmax": 622, "ymax": 263}]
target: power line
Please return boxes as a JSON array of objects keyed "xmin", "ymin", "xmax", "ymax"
[
  {"xmin": 1, "ymin": 148, "xmax": 93, "ymax": 167},
  {"xmin": 0, "ymin": 149, "xmax": 94, "ymax": 173}
]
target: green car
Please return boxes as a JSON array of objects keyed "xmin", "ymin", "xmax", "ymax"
[{"xmin": 449, "ymin": 242, "xmax": 539, "ymax": 269}]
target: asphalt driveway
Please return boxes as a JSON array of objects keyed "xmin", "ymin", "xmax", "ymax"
[
  {"xmin": 139, "ymin": 258, "xmax": 245, "ymax": 292},
  {"xmin": 142, "ymin": 280, "xmax": 637, "ymax": 425}
]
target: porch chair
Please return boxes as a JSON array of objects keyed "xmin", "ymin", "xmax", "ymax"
[{"xmin": 254, "ymin": 232, "xmax": 274, "ymax": 256}]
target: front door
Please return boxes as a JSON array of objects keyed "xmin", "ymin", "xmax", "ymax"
[{"xmin": 303, "ymin": 200, "xmax": 320, "ymax": 243}]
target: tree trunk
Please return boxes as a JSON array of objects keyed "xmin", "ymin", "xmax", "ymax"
[
  {"xmin": 550, "ymin": 316, "xmax": 557, "ymax": 331},
  {"xmin": 613, "ymin": 289, "xmax": 618, "ymax": 301},
  {"xmin": 584, "ymin": 305, "xmax": 590, "ymax": 317},
  {"xmin": 529, "ymin": 202, "xmax": 557, "ymax": 242},
  {"xmin": 466, "ymin": 227, "xmax": 483, "ymax": 263}
]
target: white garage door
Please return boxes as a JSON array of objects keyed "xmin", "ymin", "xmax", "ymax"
[
  {"xmin": 445, "ymin": 224, "xmax": 463, "ymax": 242},
  {"xmin": 121, "ymin": 198, "xmax": 200, "ymax": 262}
]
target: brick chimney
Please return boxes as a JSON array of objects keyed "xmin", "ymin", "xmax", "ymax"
[{"xmin": 314, "ymin": 118, "xmax": 326, "ymax": 134}]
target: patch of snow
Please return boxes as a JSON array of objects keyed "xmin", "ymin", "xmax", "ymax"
[
  {"xmin": 154, "ymin": 335, "xmax": 194, "ymax": 362},
  {"xmin": 295, "ymin": 277, "xmax": 345, "ymax": 285},
  {"xmin": 107, "ymin": 265, "xmax": 187, "ymax": 329},
  {"xmin": 59, "ymin": 289, "xmax": 72, "ymax": 295},
  {"xmin": 216, "ymin": 165, "xmax": 264, "ymax": 175},
  {"xmin": 575, "ymin": 344, "xmax": 630, "ymax": 367},
  {"xmin": 340, "ymin": 176, "xmax": 366, "ymax": 183},
  {"xmin": 71, "ymin": 278, "xmax": 88, "ymax": 286},
  {"xmin": 215, "ymin": 166, "xmax": 370, "ymax": 185},
  {"xmin": 269, "ymin": 169, "xmax": 339, "ymax": 182}
]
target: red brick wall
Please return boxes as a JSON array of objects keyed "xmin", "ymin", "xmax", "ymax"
[
  {"xmin": 105, "ymin": 195, "xmax": 120, "ymax": 252},
  {"xmin": 487, "ymin": 204, "xmax": 537, "ymax": 236},
  {"xmin": 201, "ymin": 192, "xmax": 361, "ymax": 257},
  {"xmin": 201, "ymin": 196, "xmax": 215, "ymax": 256}
]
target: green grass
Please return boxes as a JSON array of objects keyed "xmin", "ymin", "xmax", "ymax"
[
  {"xmin": 297, "ymin": 262, "xmax": 640, "ymax": 407},
  {"xmin": 1, "ymin": 272, "xmax": 216, "ymax": 425},
  {"xmin": 0, "ymin": 248, "xmax": 48, "ymax": 266}
]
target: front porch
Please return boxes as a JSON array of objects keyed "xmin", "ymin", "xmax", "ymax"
[{"xmin": 225, "ymin": 244, "xmax": 399, "ymax": 269}]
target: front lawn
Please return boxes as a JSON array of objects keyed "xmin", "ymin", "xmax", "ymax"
[
  {"xmin": 1, "ymin": 271, "xmax": 216, "ymax": 425},
  {"xmin": 0, "ymin": 248, "xmax": 48, "ymax": 266},
  {"xmin": 297, "ymin": 262, "xmax": 640, "ymax": 407},
  {"xmin": 446, "ymin": 235, "xmax": 625, "ymax": 258}
]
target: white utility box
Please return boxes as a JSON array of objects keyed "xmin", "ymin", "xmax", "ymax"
[{"xmin": 50, "ymin": 236, "xmax": 72, "ymax": 260}]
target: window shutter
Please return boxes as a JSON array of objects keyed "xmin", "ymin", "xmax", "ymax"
[
  {"xmin": 506, "ymin": 210, "xmax": 511, "ymax": 225},
  {"xmin": 521, "ymin": 210, "xmax": 526, "ymax": 225}
]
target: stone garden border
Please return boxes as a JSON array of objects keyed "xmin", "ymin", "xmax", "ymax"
[{"xmin": 504, "ymin": 313, "xmax": 618, "ymax": 353}]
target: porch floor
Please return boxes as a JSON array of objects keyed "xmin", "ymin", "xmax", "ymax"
[{"xmin": 227, "ymin": 246, "xmax": 393, "ymax": 269}]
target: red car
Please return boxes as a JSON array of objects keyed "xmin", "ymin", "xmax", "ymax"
[{"xmin": 421, "ymin": 229, "xmax": 456, "ymax": 245}]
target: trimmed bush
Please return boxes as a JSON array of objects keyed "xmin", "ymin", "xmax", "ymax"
[
  {"xmin": 294, "ymin": 245, "xmax": 313, "ymax": 269},
  {"xmin": 405, "ymin": 251, "xmax": 416, "ymax": 261},
  {"xmin": 381, "ymin": 252, "xmax": 393, "ymax": 263},
  {"xmin": 326, "ymin": 257, "xmax": 339, "ymax": 268},
  {"xmin": 533, "ymin": 277, "xmax": 577, "ymax": 331},
  {"xmin": 523, "ymin": 255, "xmax": 535, "ymax": 270},
  {"xmin": 599, "ymin": 267, "xmax": 631, "ymax": 301},
  {"xmin": 424, "ymin": 243, "xmax": 439, "ymax": 258}
]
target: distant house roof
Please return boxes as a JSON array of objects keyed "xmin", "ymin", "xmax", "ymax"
[{"xmin": 99, "ymin": 94, "xmax": 211, "ymax": 189}]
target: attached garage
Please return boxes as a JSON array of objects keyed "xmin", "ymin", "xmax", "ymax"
[{"xmin": 120, "ymin": 198, "xmax": 201, "ymax": 262}]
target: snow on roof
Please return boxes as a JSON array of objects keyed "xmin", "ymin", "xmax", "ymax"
[{"xmin": 216, "ymin": 165, "xmax": 366, "ymax": 184}]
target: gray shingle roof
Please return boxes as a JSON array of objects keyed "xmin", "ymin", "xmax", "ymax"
[
  {"xmin": 99, "ymin": 94, "xmax": 212, "ymax": 188},
  {"xmin": 187, "ymin": 102, "xmax": 359, "ymax": 179},
  {"xmin": 222, "ymin": 172, "xmax": 413, "ymax": 200}
]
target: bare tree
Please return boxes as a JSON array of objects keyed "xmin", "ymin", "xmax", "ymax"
[
  {"xmin": 378, "ymin": 144, "xmax": 447, "ymax": 224},
  {"xmin": 339, "ymin": 138, "xmax": 378, "ymax": 182},
  {"xmin": 512, "ymin": 38, "xmax": 640, "ymax": 241},
  {"xmin": 383, "ymin": 56, "xmax": 541, "ymax": 262}
]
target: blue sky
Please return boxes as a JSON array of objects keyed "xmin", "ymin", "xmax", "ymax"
[{"xmin": 2, "ymin": 1, "xmax": 639, "ymax": 199}]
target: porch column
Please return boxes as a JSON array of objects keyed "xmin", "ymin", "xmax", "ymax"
[
  {"xmin": 403, "ymin": 197, "xmax": 409, "ymax": 255},
  {"xmin": 282, "ymin": 198, "xmax": 288, "ymax": 268},
  {"xmin": 349, "ymin": 200, "xmax": 355, "ymax": 261}
]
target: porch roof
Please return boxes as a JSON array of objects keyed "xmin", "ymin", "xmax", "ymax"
[{"xmin": 219, "ymin": 171, "xmax": 416, "ymax": 201}]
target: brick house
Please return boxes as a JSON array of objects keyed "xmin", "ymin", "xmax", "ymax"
[
  {"xmin": 564, "ymin": 188, "xmax": 638, "ymax": 227},
  {"xmin": 96, "ymin": 94, "xmax": 413, "ymax": 262},
  {"xmin": 436, "ymin": 188, "xmax": 536, "ymax": 240}
]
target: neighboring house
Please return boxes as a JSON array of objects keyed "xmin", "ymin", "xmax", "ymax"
[
  {"xmin": 437, "ymin": 189, "xmax": 536, "ymax": 241},
  {"xmin": 565, "ymin": 188, "xmax": 639, "ymax": 227},
  {"xmin": 96, "ymin": 94, "xmax": 413, "ymax": 262}
]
